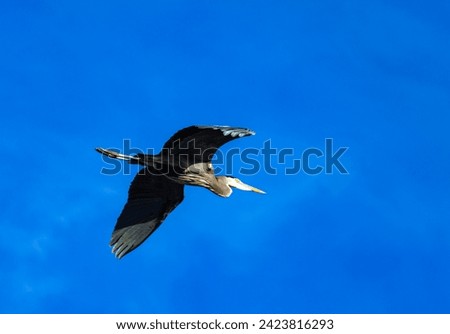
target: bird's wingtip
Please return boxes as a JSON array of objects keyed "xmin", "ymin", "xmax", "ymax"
[{"xmin": 195, "ymin": 125, "xmax": 256, "ymax": 137}]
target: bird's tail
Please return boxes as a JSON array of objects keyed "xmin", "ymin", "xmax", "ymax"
[{"xmin": 95, "ymin": 147, "xmax": 142, "ymax": 164}]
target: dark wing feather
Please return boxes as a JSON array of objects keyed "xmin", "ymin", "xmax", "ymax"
[
  {"xmin": 160, "ymin": 125, "xmax": 255, "ymax": 167},
  {"xmin": 110, "ymin": 168, "xmax": 184, "ymax": 259}
]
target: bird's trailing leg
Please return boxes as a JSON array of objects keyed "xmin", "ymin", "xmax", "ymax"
[{"xmin": 95, "ymin": 147, "xmax": 142, "ymax": 164}]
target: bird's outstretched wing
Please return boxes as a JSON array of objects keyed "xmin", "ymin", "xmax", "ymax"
[
  {"xmin": 110, "ymin": 168, "xmax": 184, "ymax": 259},
  {"xmin": 160, "ymin": 125, "xmax": 255, "ymax": 167}
]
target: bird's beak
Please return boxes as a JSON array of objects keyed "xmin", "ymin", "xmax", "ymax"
[
  {"xmin": 237, "ymin": 180, "xmax": 266, "ymax": 194},
  {"xmin": 249, "ymin": 186, "xmax": 266, "ymax": 194}
]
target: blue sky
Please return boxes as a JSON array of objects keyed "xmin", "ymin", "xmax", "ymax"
[{"xmin": 1, "ymin": 0, "xmax": 449, "ymax": 313}]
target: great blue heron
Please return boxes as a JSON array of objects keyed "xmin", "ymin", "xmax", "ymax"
[{"xmin": 96, "ymin": 125, "xmax": 265, "ymax": 258}]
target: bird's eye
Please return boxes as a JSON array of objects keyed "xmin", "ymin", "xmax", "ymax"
[{"xmin": 207, "ymin": 164, "xmax": 213, "ymax": 171}]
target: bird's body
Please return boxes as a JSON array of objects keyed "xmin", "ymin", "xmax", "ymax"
[{"xmin": 96, "ymin": 125, "xmax": 264, "ymax": 258}]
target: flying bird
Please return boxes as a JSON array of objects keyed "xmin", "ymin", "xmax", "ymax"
[{"xmin": 96, "ymin": 125, "xmax": 265, "ymax": 259}]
